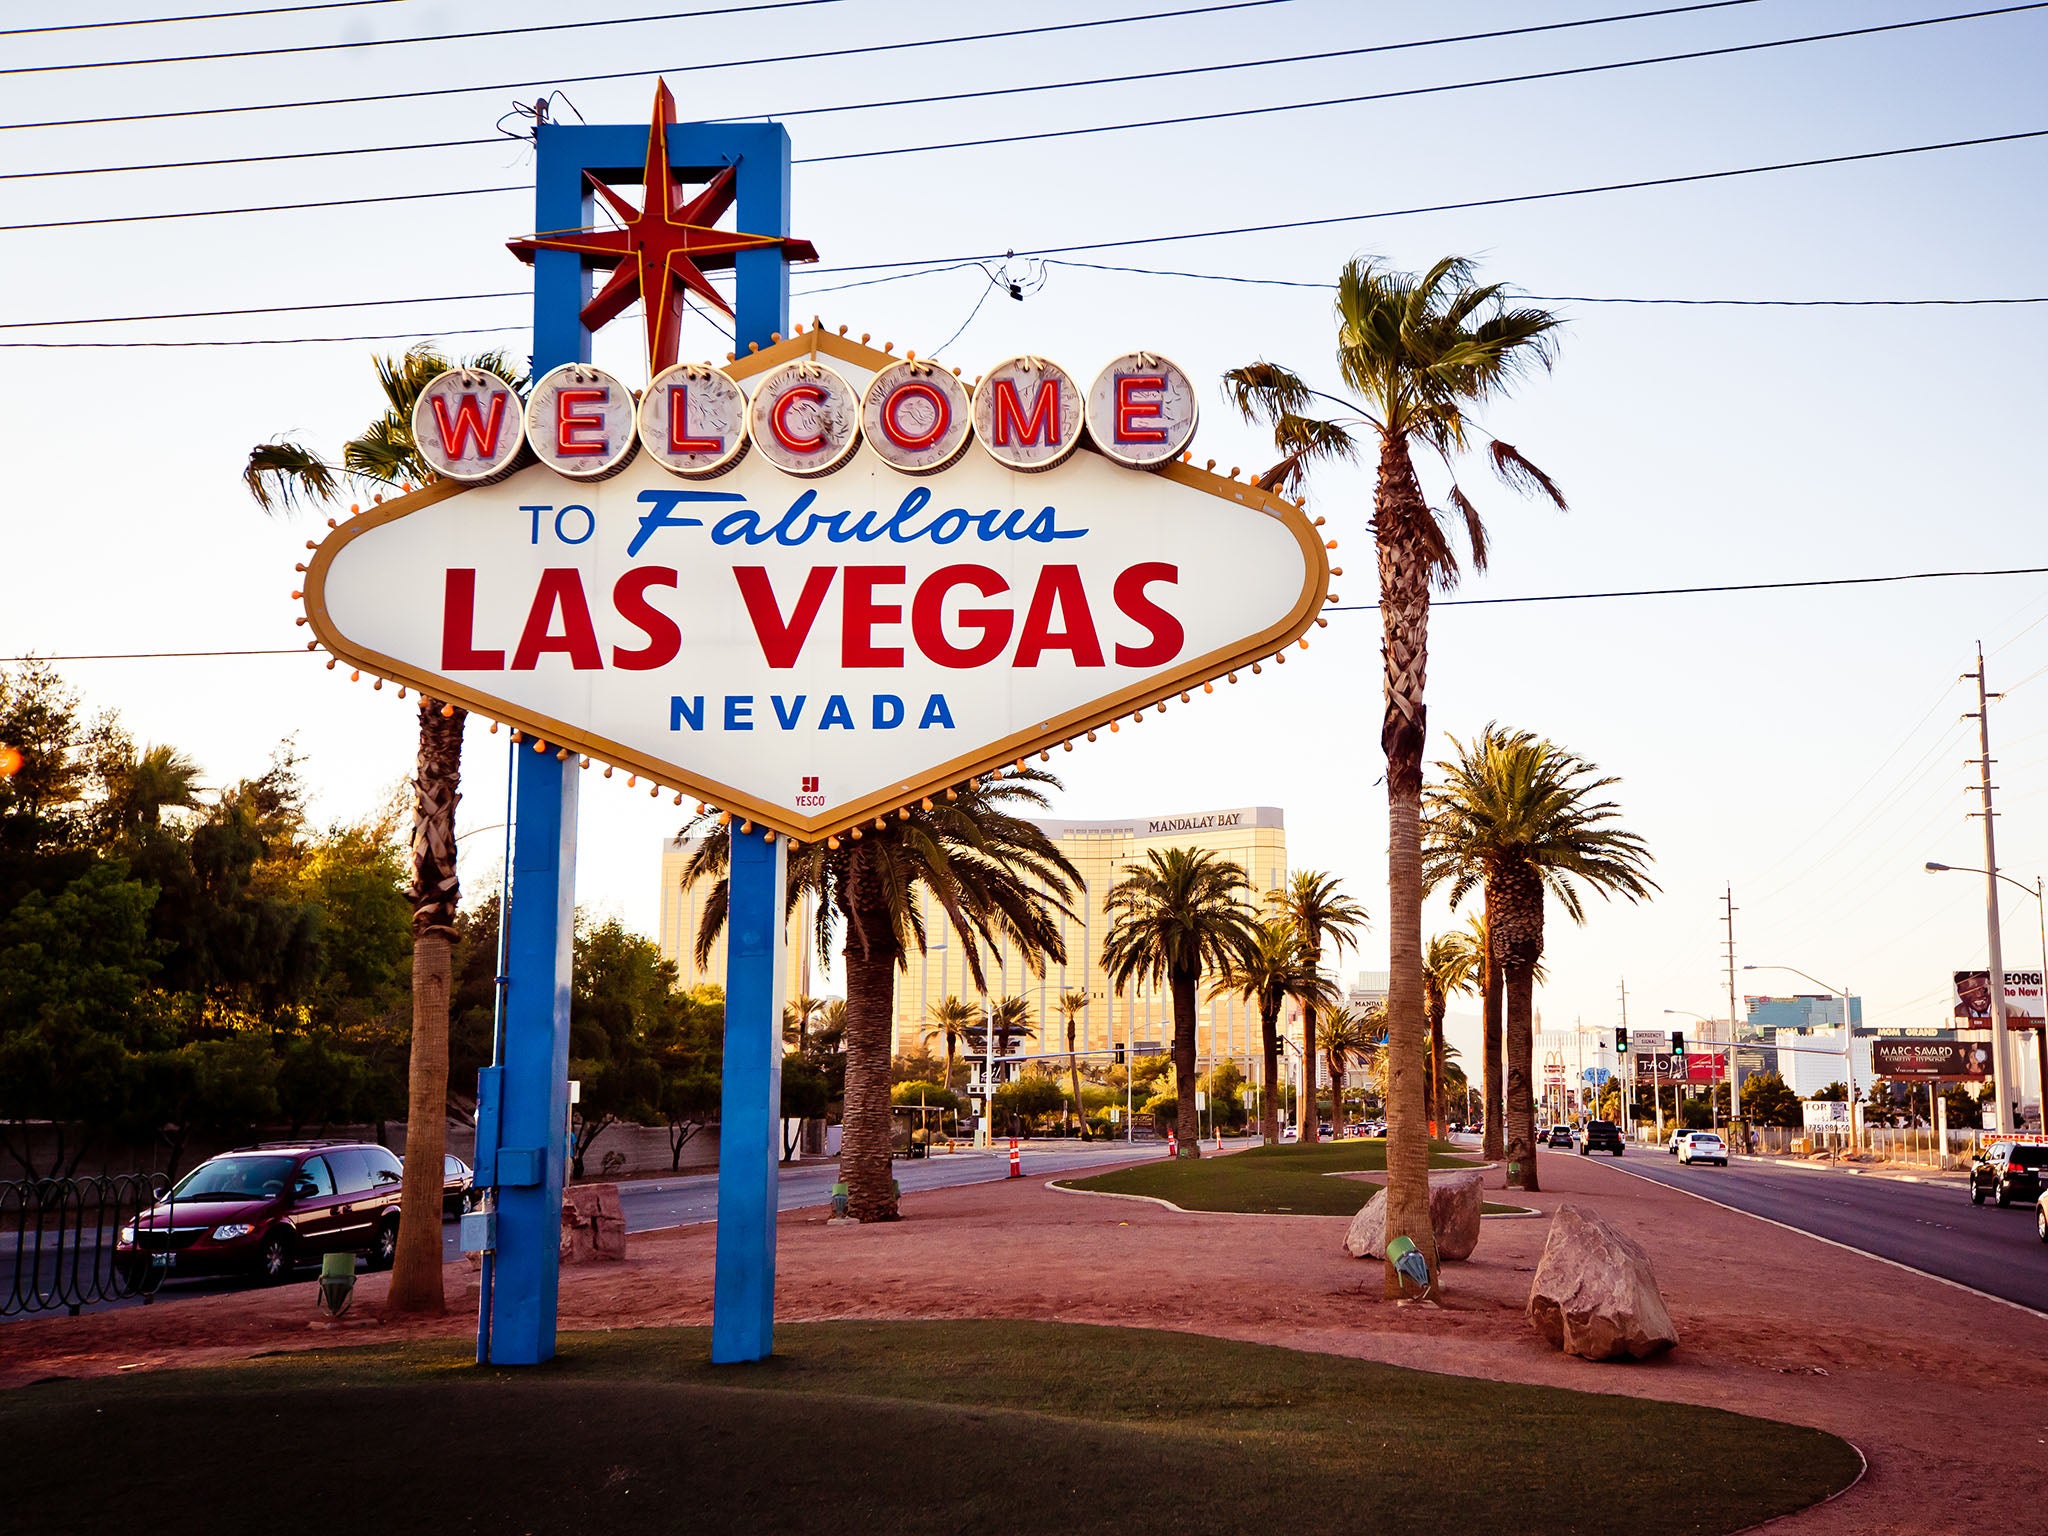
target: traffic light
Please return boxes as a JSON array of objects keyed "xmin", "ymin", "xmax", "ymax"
[
  {"xmin": 1672, "ymin": 1032, "xmax": 1686, "ymax": 1059},
  {"xmin": 1615, "ymin": 1027, "xmax": 1628, "ymax": 1053},
  {"xmin": 1113, "ymin": 1045, "xmax": 1126, "ymax": 1067}
]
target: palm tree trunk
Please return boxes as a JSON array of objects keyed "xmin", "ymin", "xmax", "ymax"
[
  {"xmin": 841, "ymin": 927, "xmax": 901, "ymax": 1221},
  {"xmin": 1505, "ymin": 962, "xmax": 1539, "ymax": 1192},
  {"xmin": 1377, "ymin": 432, "xmax": 1439, "ymax": 1299},
  {"xmin": 388, "ymin": 701, "xmax": 464, "ymax": 1314},
  {"xmin": 1300, "ymin": 994, "xmax": 1320, "ymax": 1143},
  {"xmin": 1482, "ymin": 911, "xmax": 1505, "ymax": 1162},
  {"xmin": 1171, "ymin": 967, "xmax": 1201, "ymax": 1158},
  {"xmin": 1259, "ymin": 1003, "xmax": 1281, "ymax": 1145},
  {"xmin": 1067, "ymin": 1018, "xmax": 1084, "ymax": 1140}
]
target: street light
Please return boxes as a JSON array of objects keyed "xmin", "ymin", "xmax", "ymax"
[
  {"xmin": 1926, "ymin": 861, "xmax": 2047, "ymax": 1128},
  {"xmin": 1744, "ymin": 964, "xmax": 1859, "ymax": 1149}
]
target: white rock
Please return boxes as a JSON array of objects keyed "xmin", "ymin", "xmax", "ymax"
[{"xmin": 1526, "ymin": 1203, "xmax": 1678, "ymax": 1361}]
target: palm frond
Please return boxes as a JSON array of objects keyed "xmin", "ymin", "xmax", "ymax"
[
  {"xmin": 243, "ymin": 439, "xmax": 340, "ymax": 514},
  {"xmin": 1488, "ymin": 440, "xmax": 1567, "ymax": 510}
]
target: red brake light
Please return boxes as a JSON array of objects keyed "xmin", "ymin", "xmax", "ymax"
[{"xmin": 2011, "ymin": 1160, "xmax": 2026, "ymax": 1174}]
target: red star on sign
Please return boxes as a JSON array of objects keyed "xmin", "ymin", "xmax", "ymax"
[{"xmin": 507, "ymin": 79, "xmax": 818, "ymax": 372}]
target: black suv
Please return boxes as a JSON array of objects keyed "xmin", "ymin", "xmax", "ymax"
[
  {"xmin": 1579, "ymin": 1119, "xmax": 1625, "ymax": 1156},
  {"xmin": 116, "ymin": 1142, "xmax": 405, "ymax": 1284},
  {"xmin": 1970, "ymin": 1141, "xmax": 2048, "ymax": 1207}
]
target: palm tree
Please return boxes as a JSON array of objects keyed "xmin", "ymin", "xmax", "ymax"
[
  {"xmin": 1101, "ymin": 848, "xmax": 1260, "ymax": 1159},
  {"xmin": 681, "ymin": 768, "xmax": 1078, "ymax": 1221},
  {"xmin": 104, "ymin": 743, "xmax": 202, "ymax": 834},
  {"xmin": 1320, "ymin": 1003, "xmax": 1382, "ymax": 1132},
  {"xmin": 1228, "ymin": 256, "xmax": 1565, "ymax": 1297},
  {"xmin": 1056, "ymin": 987, "xmax": 1090, "ymax": 1137},
  {"xmin": 1423, "ymin": 726, "xmax": 1657, "ymax": 1192},
  {"xmin": 922, "ymin": 996, "xmax": 978, "ymax": 1093},
  {"xmin": 1268, "ymin": 871, "xmax": 1369, "ymax": 1145},
  {"xmin": 245, "ymin": 343, "xmax": 526, "ymax": 1314},
  {"xmin": 1462, "ymin": 908, "xmax": 1505, "ymax": 1160},
  {"xmin": 1422, "ymin": 930, "xmax": 1484, "ymax": 1129},
  {"xmin": 783, "ymin": 993, "xmax": 828, "ymax": 1054},
  {"xmin": 1211, "ymin": 918, "xmax": 1336, "ymax": 1144}
]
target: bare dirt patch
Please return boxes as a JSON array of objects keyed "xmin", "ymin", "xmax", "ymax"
[{"xmin": 5, "ymin": 1148, "xmax": 2039, "ymax": 1533}]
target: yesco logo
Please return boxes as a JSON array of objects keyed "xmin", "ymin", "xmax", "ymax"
[{"xmin": 411, "ymin": 350, "xmax": 1200, "ymax": 486}]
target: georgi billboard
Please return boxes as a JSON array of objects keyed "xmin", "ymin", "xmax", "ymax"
[
  {"xmin": 1871, "ymin": 1038, "xmax": 1992, "ymax": 1080},
  {"xmin": 301, "ymin": 331, "xmax": 1333, "ymax": 840}
]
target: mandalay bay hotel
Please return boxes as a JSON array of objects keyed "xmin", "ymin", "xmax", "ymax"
[{"xmin": 657, "ymin": 806, "xmax": 1296, "ymax": 1073}]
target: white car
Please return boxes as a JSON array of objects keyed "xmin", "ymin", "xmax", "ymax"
[{"xmin": 1677, "ymin": 1132, "xmax": 1728, "ymax": 1167}]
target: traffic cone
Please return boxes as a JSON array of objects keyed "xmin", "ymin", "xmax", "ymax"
[
  {"xmin": 1007, "ymin": 1136, "xmax": 1022, "ymax": 1178},
  {"xmin": 1167, "ymin": 1129, "xmax": 1178, "ymax": 1157},
  {"xmin": 1215, "ymin": 1126, "xmax": 1224, "ymax": 1152}
]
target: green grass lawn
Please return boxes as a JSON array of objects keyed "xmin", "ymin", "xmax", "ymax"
[
  {"xmin": 1056, "ymin": 1136, "xmax": 1518, "ymax": 1214},
  {"xmin": 1, "ymin": 1321, "xmax": 1857, "ymax": 1535}
]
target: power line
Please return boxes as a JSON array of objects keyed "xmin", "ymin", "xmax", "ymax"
[
  {"xmin": 13, "ymin": 563, "xmax": 2048, "ymax": 662},
  {"xmin": 0, "ymin": 325, "xmax": 523, "ymax": 350},
  {"xmin": 7, "ymin": 0, "xmax": 1767, "ymax": 177},
  {"xmin": 8, "ymin": 0, "xmax": 850, "ymax": 75},
  {"xmin": 828, "ymin": 127, "xmax": 2048, "ymax": 272},
  {"xmin": 0, "ymin": 0, "xmax": 409, "ymax": 37},
  {"xmin": 800, "ymin": 4, "xmax": 2048, "ymax": 165},
  {"xmin": 11, "ymin": 119, "xmax": 2047, "ymax": 241},
  {"xmin": 1333, "ymin": 564, "xmax": 2048, "ymax": 611},
  {"xmin": 0, "ymin": 290, "xmax": 526, "ymax": 330},
  {"xmin": 0, "ymin": 0, "xmax": 1301, "ymax": 131},
  {"xmin": 1046, "ymin": 258, "xmax": 2048, "ymax": 306}
]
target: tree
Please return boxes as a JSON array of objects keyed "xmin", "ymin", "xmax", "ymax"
[
  {"xmin": 1267, "ymin": 871, "xmax": 1369, "ymax": 1146},
  {"xmin": 1228, "ymin": 256, "xmax": 1566, "ymax": 1298},
  {"xmin": 1211, "ymin": 917, "xmax": 1336, "ymax": 1143},
  {"xmin": 1421, "ymin": 929, "xmax": 1483, "ymax": 1128},
  {"xmin": 922, "ymin": 996, "xmax": 977, "ymax": 1094},
  {"xmin": 245, "ymin": 345, "xmax": 526, "ymax": 1314},
  {"xmin": 1321, "ymin": 1004, "xmax": 1383, "ymax": 1130},
  {"xmin": 680, "ymin": 768, "xmax": 1078, "ymax": 1221},
  {"xmin": 1057, "ymin": 987, "xmax": 1090, "ymax": 1137},
  {"xmin": 1423, "ymin": 726, "xmax": 1657, "ymax": 1194},
  {"xmin": 993, "ymin": 1073, "xmax": 1064, "ymax": 1134},
  {"xmin": 1101, "ymin": 847, "xmax": 1260, "ymax": 1159},
  {"xmin": 1741, "ymin": 1071, "xmax": 1801, "ymax": 1128},
  {"xmin": 566, "ymin": 917, "xmax": 674, "ymax": 1178}
]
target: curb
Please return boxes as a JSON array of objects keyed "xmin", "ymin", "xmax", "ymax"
[
  {"xmin": 1730, "ymin": 1438, "xmax": 1869, "ymax": 1534},
  {"xmin": 1048, "ymin": 1171, "xmax": 1541, "ymax": 1220}
]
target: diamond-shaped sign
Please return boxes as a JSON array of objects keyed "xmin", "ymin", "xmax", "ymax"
[{"xmin": 302, "ymin": 332, "xmax": 1330, "ymax": 840}]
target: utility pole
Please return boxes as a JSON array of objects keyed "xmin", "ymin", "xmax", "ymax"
[
  {"xmin": 1724, "ymin": 885, "xmax": 1745, "ymax": 1142},
  {"xmin": 1966, "ymin": 643, "xmax": 2018, "ymax": 1135}
]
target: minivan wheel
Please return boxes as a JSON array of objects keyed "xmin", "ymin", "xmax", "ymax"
[
  {"xmin": 256, "ymin": 1231, "xmax": 293, "ymax": 1284},
  {"xmin": 369, "ymin": 1216, "xmax": 399, "ymax": 1270},
  {"xmin": 1996, "ymin": 1187, "xmax": 2012, "ymax": 1208},
  {"xmin": 1971, "ymin": 1184, "xmax": 1986, "ymax": 1205}
]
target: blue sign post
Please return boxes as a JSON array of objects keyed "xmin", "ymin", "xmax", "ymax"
[{"xmin": 477, "ymin": 108, "xmax": 795, "ymax": 1366}]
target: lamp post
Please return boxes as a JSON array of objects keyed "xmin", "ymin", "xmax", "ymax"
[
  {"xmin": 1745, "ymin": 965, "xmax": 1859, "ymax": 1150},
  {"xmin": 1926, "ymin": 862, "xmax": 2047, "ymax": 1130}
]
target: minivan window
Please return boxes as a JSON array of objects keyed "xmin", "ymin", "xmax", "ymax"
[
  {"xmin": 2012, "ymin": 1146, "xmax": 2048, "ymax": 1168},
  {"xmin": 362, "ymin": 1146, "xmax": 403, "ymax": 1188},
  {"xmin": 170, "ymin": 1155, "xmax": 296, "ymax": 1201},
  {"xmin": 324, "ymin": 1148, "xmax": 371, "ymax": 1193},
  {"xmin": 295, "ymin": 1156, "xmax": 336, "ymax": 1199}
]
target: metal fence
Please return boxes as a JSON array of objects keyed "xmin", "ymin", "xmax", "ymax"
[
  {"xmin": 2, "ymin": 1173, "xmax": 169, "ymax": 1318},
  {"xmin": 1746, "ymin": 1124, "xmax": 1981, "ymax": 1167}
]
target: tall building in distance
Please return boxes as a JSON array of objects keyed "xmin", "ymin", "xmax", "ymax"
[
  {"xmin": 656, "ymin": 836, "xmax": 814, "ymax": 1004},
  {"xmin": 891, "ymin": 806, "xmax": 1288, "ymax": 1067}
]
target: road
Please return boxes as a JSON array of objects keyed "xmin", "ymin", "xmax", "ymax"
[
  {"xmin": 1590, "ymin": 1147, "xmax": 2048, "ymax": 1314},
  {"xmin": 7, "ymin": 1138, "xmax": 1186, "ymax": 1318}
]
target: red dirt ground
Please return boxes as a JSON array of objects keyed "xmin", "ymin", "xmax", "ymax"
[{"xmin": 5, "ymin": 1150, "xmax": 2043, "ymax": 1534}]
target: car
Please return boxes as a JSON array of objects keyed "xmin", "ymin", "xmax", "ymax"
[
  {"xmin": 1579, "ymin": 1119, "xmax": 1625, "ymax": 1156},
  {"xmin": 1280, "ymin": 1125, "xmax": 1299, "ymax": 1142},
  {"xmin": 1668, "ymin": 1132, "xmax": 1690, "ymax": 1156},
  {"xmin": 115, "ymin": 1141, "xmax": 405, "ymax": 1285},
  {"xmin": 1677, "ymin": 1131, "xmax": 1727, "ymax": 1166},
  {"xmin": 442, "ymin": 1153, "xmax": 476, "ymax": 1217},
  {"xmin": 1546, "ymin": 1125, "xmax": 1574, "ymax": 1148},
  {"xmin": 2038, "ymin": 1190, "xmax": 2048, "ymax": 1243},
  {"xmin": 1969, "ymin": 1140, "xmax": 2048, "ymax": 1207}
]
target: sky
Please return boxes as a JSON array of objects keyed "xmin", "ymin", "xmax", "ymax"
[{"xmin": 5, "ymin": 0, "xmax": 2047, "ymax": 1080}]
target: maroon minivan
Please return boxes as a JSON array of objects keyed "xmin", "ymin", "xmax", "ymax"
[{"xmin": 117, "ymin": 1142, "xmax": 405, "ymax": 1284}]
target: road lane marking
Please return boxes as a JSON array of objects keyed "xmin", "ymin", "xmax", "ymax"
[{"xmin": 1587, "ymin": 1158, "xmax": 2048, "ymax": 1324}]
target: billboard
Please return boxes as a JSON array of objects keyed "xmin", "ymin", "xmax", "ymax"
[
  {"xmin": 303, "ymin": 333, "xmax": 1329, "ymax": 843},
  {"xmin": 1952, "ymin": 970, "xmax": 2045, "ymax": 1025},
  {"xmin": 1872, "ymin": 1038, "xmax": 1992, "ymax": 1080},
  {"xmin": 1685, "ymin": 1054, "xmax": 1728, "ymax": 1084}
]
